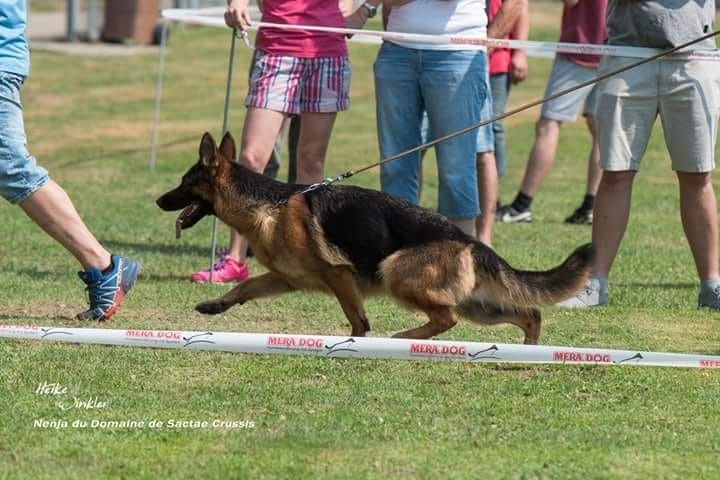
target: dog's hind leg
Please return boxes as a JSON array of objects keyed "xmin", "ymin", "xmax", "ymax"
[
  {"xmin": 392, "ymin": 306, "xmax": 459, "ymax": 339},
  {"xmin": 195, "ymin": 272, "xmax": 295, "ymax": 315},
  {"xmin": 322, "ymin": 267, "xmax": 371, "ymax": 337},
  {"xmin": 381, "ymin": 242, "xmax": 474, "ymax": 339},
  {"xmin": 455, "ymin": 301, "xmax": 542, "ymax": 345}
]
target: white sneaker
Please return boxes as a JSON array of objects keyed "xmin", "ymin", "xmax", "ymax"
[
  {"xmin": 556, "ymin": 279, "xmax": 608, "ymax": 308},
  {"xmin": 496, "ymin": 205, "xmax": 532, "ymax": 223}
]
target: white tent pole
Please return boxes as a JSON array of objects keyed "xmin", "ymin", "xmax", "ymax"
[{"xmin": 149, "ymin": 20, "xmax": 170, "ymax": 172}]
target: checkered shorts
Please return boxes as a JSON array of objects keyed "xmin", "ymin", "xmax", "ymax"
[{"xmin": 246, "ymin": 51, "xmax": 351, "ymax": 114}]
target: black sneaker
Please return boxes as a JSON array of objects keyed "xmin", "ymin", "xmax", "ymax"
[
  {"xmin": 496, "ymin": 204, "xmax": 532, "ymax": 223},
  {"xmin": 698, "ymin": 284, "xmax": 720, "ymax": 309},
  {"xmin": 564, "ymin": 207, "xmax": 593, "ymax": 225}
]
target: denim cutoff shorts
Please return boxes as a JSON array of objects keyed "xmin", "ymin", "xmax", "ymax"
[{"xmin": 0, "ymin": 71, "xmax": 48, "ymax": 204}]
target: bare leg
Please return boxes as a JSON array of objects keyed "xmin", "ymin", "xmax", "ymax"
[
  {"xmin": 677, "ymin": 171, "xmax": 719, "ymax": 281},
  {"xmin": 518, "ymin": 117, "xmax": 562, "ymax": 197},
  {"xmin": 475, "ymin": 151, "xmax": 497, "ymax": 246},
  {"xmin": 449, "ymin": 218, "xmax": 475, "ymax": 236},
  {"xmin": 225, "ymin": 108, "xmax": 288, "ymax": 262},
  {"xmin": 584, "ymin": 115, "xmax": 602, "ymax": 196},
  {"xmin": 227, "ymin": 229, "xmax": 248, "ymax": 262},
  {"xmin": 227, "ymin": 111, "xmax": 336, "ymax": 266},
  {"xmin": 19, "ymin": 180, "xmax": 111, "ymax": 271},
  {"xmin": 296, "ymin": 112, "xmax": 337, "ymax": 184},
  {"xmin": 591, "ymin": 170, "xmax": 635, "ymax": 277}
]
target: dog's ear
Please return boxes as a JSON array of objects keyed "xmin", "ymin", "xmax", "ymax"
[
  {"xmin": 218, "ymin": 132, "xmax": 237, "ymax": 163},
  {"xmin": 199, "ymin": 132, "xmax": 219, "ymax": 169}
]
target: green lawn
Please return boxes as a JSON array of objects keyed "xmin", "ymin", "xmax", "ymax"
[{"xmin": 1, "ymin": 11, "xmax": 720, "ymax": 480}]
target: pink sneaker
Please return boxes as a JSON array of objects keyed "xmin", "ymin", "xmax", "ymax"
[{"xmin": 190, "ymin": 255, "xmax": 249, "ymax": 283}]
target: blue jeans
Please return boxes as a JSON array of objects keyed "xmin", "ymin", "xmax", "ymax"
[
  {"xmin": 490, "ymin": 73, "xmax": 511, "ymax": 177},
  {"xmin": 374, "ymin": 42, "xmax": 489, "ymax": 220},
  {"xmin": 0, "ymin": 71, "xmax": 48, "ymax": 203}
]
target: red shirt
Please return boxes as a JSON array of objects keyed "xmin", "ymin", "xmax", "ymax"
[
  {"xmin": 559, "ymin": 0, "xmax": 608, "ymax": 68},
  {"xmin": 257, "ymin": 0, "xmax": 348, "ymax": 58},
  {"xmin": 488, "ymin": 0, "xmax": 511, "ymax": 75}
]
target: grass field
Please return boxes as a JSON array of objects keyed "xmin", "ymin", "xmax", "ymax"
[{"xmin": 1, "ymin": 6, "xmax": 720, "ymax": 479}]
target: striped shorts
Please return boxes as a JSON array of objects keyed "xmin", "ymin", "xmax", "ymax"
[{"xmin": 246, "ymin": 51, "xmax": 351, "ymax": 114}]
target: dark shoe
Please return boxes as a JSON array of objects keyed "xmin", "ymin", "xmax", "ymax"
[
  {"xmin": 698, "ymin": 284, "xmax": 720, "ymax": 309},
  {"xmin": 496, "ymin": 204, "xmax": 532, "ymax": 223},
  {"xmin": 565, "ymin": 207, "xmax": 593, "ymax": 225},
  {"xmin": 77, "ymin": 255, "xmax": 141, "ymax": 321}
]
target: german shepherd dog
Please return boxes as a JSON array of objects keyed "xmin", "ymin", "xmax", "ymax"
[{"xmin": 157, "ymin": 132, "xmax": 593, "ymax": 344}]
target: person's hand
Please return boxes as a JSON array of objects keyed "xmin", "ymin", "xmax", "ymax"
[
  {"xmin": 344, "ymin": 10, "xmax": 367, "ymax": 32},
  {"xmin": 509, "ymin": 49, "xmax": 528, "ymax": 84},
  {"xmin": 225, "ymin": 0, "xmax": 252, "ymax": 30}
]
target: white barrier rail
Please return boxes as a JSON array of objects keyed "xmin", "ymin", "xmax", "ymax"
[
  {"xmin": 161, "ymin": 8, "xmax": 720, "ymax": 61},
  {"xmin": 2, "ymin": 325, "xmax": 720, "ymax": 369}
]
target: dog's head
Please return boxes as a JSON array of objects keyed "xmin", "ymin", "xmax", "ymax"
[{"xmin": 156, "ymin": 131, "xmax": 236, "ymax": 238}]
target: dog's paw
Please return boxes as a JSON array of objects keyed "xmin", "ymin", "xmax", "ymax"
[
  {"xmin": 195, "ymin": 300, "xmax": 230, "ymax": 315},
  {"xmin": 350, "ymin": 328, "xmax": 367, "ymax": 337}
]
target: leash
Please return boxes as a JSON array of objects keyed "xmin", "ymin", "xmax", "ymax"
[
  {"xmin": 208, "ymin": 28, "xmax": 239, "ymax": 283},
  {"xmin": 288, "ymin": 29, "xmax": 720, "ymax": 200}
]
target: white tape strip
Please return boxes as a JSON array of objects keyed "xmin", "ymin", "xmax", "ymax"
[
  {"xmin": 2, "ymin": 325, "xmax": 719, "ymax": 369},
  {"xmin": 161, "ymin": 8, "xmax": 720, "ymax": 61}
]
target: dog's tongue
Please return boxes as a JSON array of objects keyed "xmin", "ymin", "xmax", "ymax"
[{"xmin": 175, "ymin": 203, "xmax": 198, "ymax": 239}]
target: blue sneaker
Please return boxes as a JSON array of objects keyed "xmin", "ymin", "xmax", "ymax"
[{"xmin": 76, "ymin": 255, "xmax": 141, "ymax": 321}]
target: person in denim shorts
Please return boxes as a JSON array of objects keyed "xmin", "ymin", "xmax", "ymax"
[
  {"xmin": 0, "ymin": 1, "xmax": 140, "ymax": 321},
  {"xmin": 190, "ymin": 0, "xmax": 372, "ymax": 283},
  {"xmin": 375, "ymin": 0, "xmax": 525, "ymax": 245}
]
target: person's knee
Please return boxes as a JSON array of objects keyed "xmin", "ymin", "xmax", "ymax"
[
  {"xmin": 298, "ymin": 162, "xmax": 323, "ymax": 180},
  {"xmin": 600, "ymin": 170, "xmax": 635, "ymax": 190},
  {"xmin": 677, "ymin": 170, "xmax": 712, "ymax": 189},
  {"xmin": 238, "ymin": 149, "xmax": 266, "ymax": 173},
  {"xmin": 297, "ymin": 148, "xmax": 325, "ymax": 180},
  {"xmin": 535, "ymin": 118, "xmax": 560, "ymax": 138}
]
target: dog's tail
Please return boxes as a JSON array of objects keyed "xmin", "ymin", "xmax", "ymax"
[{"xmin": 474, "ymin": 243, "xmax": 594, "ymax": 308}]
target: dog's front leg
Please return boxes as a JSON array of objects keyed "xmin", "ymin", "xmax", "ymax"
[
  {"xmin": 323, "ymin": 267, "xmax": 371, "ymax": 337},
  {"xmin": 196, "ymin": 272, "xmax": 295, "ymax": 315}
]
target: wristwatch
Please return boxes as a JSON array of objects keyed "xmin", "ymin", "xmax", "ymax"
[{"xmin": 361, "ymin": 1, "xmax": 378, "ymax": 18}]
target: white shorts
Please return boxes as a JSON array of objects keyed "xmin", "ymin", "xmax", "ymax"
[{"xmin": 596, "ymin": 56, "xmax": 720, "ymax": 172}]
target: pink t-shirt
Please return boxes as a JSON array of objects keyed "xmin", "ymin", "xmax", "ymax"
[
  {"xmin": 559, "ymin": 0, "xmax": 608, "ymax": 68},
  {"xmin": 488, "ymin": 0, "xmax": 512, "ymax": 75},
  {"xmin": 257, "ymin": 0, "xmax": 348, "ymax": 58}
]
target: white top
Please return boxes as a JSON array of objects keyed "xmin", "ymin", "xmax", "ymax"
[{"xmin": 386, "ymin": 0, "xmax": 488, "ymax": 50}]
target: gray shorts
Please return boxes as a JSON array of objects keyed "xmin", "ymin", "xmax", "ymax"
[
  {"xmin": 596, "ymin": 56, "xmax": 720, "ymax": 172},
  {"xmin": 540, "ymin": 55, "xmax": 599, "ymax": 122}
]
